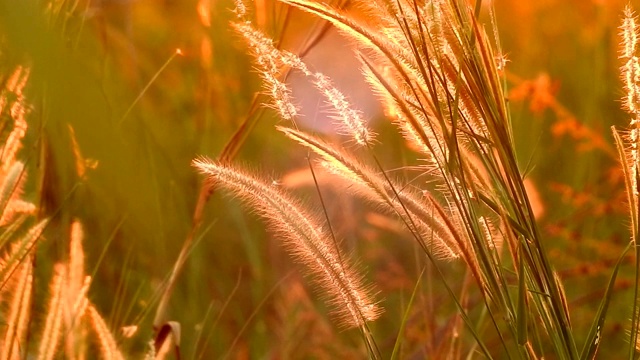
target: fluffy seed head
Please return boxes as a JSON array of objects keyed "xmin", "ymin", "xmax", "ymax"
[
  {"xmin": 193, "ymin": 158, "xmax": 381, "ymax": 327},
  {"xmin": 232, "ymin": 22, "xmax": 298, "ymax": 120},
  {"xmin": 310, "ymin": 73, "xmax": 374, "ymax": 146},
  {"xmin": 87, "ymin": 304, "xmax": 124, "ymax": 360},
  {"xmin": 37, "ymin": 265, "xmax": 66, "ymax": 360}
]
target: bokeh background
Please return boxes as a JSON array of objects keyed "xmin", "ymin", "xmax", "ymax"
[{"xmin": 0, "ymin": 0, "xmax": 637, "ymax": 357}]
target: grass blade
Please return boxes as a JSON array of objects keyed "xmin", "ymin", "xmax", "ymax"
[
  {"xmin": 391, "ymin": 268, "xmax": 425, "ymax": 360},
  {"xmin": 517, "ymin": 243, "xmax": 527, "ymax": 346},
  {"xmin": 579, "ymin": 241, "xmax": 633, "ymax": 360}
]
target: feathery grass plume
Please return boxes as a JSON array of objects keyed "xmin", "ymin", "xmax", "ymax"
[
  {"xmin": 0, "ymin": 67, "xmax": 30, "ymax": 173},
  {"xmin": 231, "ymin": 21, "xmax": 298, "ymax": 120},
  {"xmin": 307, "ymin": 70, "xmax": 374, "ymax": 146},
  {"xmin": 1, "ymin": 260, "xmax": 32, "ymax": 360},
  {"xmin": 398, "ymin": 0, "xmax": 489, "ymax": 139},
  {"xmin": 0, "ymin": 218, "xmax": 48, "ymax": 289},
  {"xmin": 615, "ymin": 5, "xmax": 640, "ymax": 357},
  {"xmin": 320, "ymin": 0, "xmax": 487, "ymax": 144},
  {"xmin": 361, "ymin": 61, "xmax": 445, "ymax": 162},
  {"xmin": 64, "ymin": 220, "xmax": 90, "ymax": 360},
  {"xmin": 63, "ymin": 277, "xmax": 90, "ymax": 360},
  {"xmin": 0, "ymin": 162, "xmax": 26, "ymax": 219},
  {"xmin": 234, "ymin": 19, "xmax": 375, "ymax": 146},
  {"xmin": 277, "ymin": 48, "xmax": 375, "ymax": 145},
  {"xmin": 67, "ymin": 221, "xmax": 85, "ymax": 304},
  {"xmin": 0, "ymin": 67, "xmax": 36, "ymax": 227},
  {"xmin": 619, "ymin": 4, "xmax": 640, "ymax": 221},
  {"xmin": 86, "ymin": 304, "xmax": 125, "ymax": 360},
  {"xmin": 143, "ymin": 340, "xmax": 157, "ymax": 360},
  {"xmin": 353, "ymin": 5, "xmax": 493, "ymax": 199},
  {"xmin": 622, "ymin": 6, "xmax": 640, "ymax": 116},
  {"xmin": 278, "ymin": 45, "xmax": 375, "ymax": 146},
  {"xmin": 274, "ymin": 49, "xmax": 376, "ymax": 146},
  {"xmin": 360, "ymin": 58, "xmax": 491, "ymax": 193},
  {"xmin": 0, "ymin": 161, "xmax": 35, "ymax": 227},
  {"xmin": 37, "ymin": 265, "xmax": 66, "ymax": 360},
  {"xmin": 233, "ymin": 0, "xmax": 247, "ymax": 19},
  {"xmin": 278, "ymin": 126, "xmax": 464, "ymax": 260},
  {"xmin": 192, "ymin": 158, "xmax": 381, "ymax": 328},
  {"xmin": 478, "ymin": 216, "xmax": 502, "ymax": 251}
]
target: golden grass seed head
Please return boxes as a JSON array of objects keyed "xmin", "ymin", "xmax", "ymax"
[{"xmin": 192, "ymin": 158, "xmax": 381, "ymax": 327}]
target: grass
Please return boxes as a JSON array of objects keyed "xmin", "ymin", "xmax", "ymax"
[{"xmin": 0, "ymin": 0, "xmax": 640, "ymax": 358}]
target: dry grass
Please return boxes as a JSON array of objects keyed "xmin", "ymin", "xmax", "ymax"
[
  {"xmin": 0, "ymin": 66, "xmax": 123, "ymax": 359},
  {"xmin": 1, "ymin": 0, "xmax": 640, "ymax": 358},
  {"xmin": 186, "ymin": 0, "xmax": 640, "ymax": 358}
]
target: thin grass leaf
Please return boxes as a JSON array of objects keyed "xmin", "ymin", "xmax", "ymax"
[
  {"xmin": 579, "ymin": 241, "xmax": 633, "ymax": 360},
  {"xmin": 423, "ymin": 247, "xmax": 494, "ymax": 360},
  {"xmin": 391, "ymin": 268, "xmax": 425, "ymax": 360},
  {"xmin": 516, "ymin": 243, "xmax": 527, "ymax": 346}
]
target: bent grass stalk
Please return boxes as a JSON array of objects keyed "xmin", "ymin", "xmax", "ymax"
[{"xmin": 192, "ymin": 158, "xmax": 381, "ymax": 329}]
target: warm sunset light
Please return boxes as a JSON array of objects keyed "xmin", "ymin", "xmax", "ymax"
[{"xmin": 0, "ymin": 0, "xmax": 638, "ymax": 358}]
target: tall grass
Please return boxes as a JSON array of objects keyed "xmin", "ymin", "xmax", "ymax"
[
  {"xmin": 1, "ymin": 0, "xmax": 640, "ymax": 358},
  {"xmin": 0, "ymin": 67, "xmax": 126, "ymax": 358},
  {"xmin": 192, "ymin": 0, "xmax": 640, "ymax": 358}
]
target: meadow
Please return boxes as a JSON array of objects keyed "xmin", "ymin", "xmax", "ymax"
[{"xmin": 0, "ymin": 0, "xmax": 639, "ymax": 358}]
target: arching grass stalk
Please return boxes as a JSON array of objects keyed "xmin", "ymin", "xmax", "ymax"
[{"xmin": 193, "ymin": 159, "xmax": 381, "ymax": 350}]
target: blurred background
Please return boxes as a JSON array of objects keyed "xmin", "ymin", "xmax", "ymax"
[{"xmin": 0, "ymin": 0, "xmax": 637, "ymax": 357}]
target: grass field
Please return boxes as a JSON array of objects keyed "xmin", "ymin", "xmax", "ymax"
[{"xmin": 1, "ymin": 0, "xmax": 639, "ymax": 358}]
